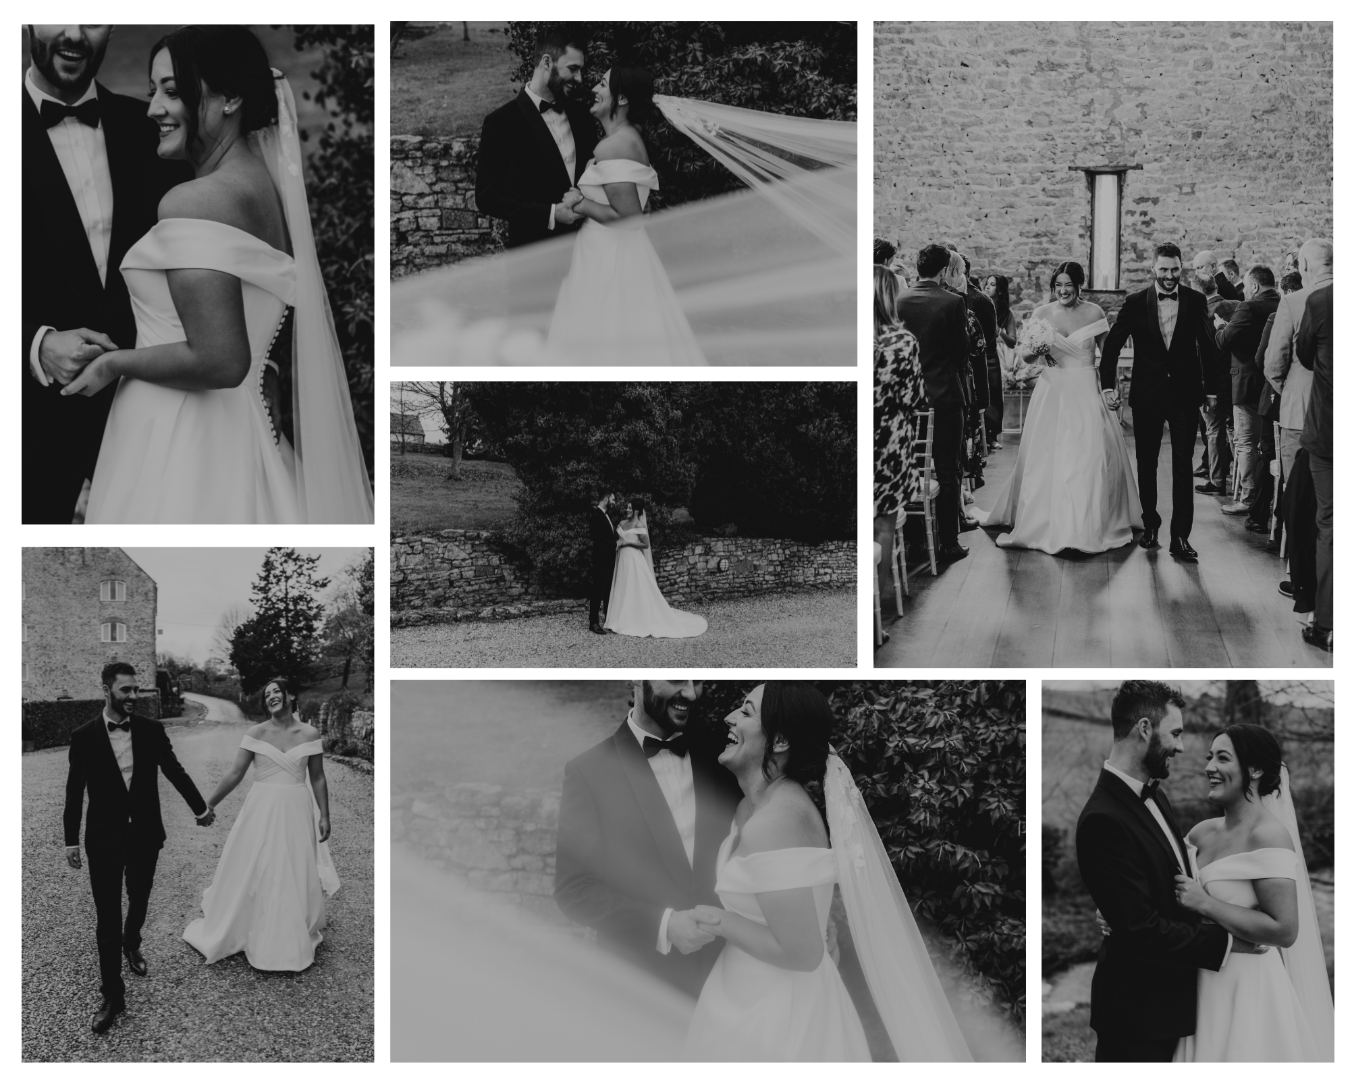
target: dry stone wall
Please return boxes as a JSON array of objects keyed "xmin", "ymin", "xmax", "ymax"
[{"xmin": 391, "ymin": 135, "xmax": 500, "ymax": 278}]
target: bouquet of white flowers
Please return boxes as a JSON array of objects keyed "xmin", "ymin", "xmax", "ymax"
[{"xmin": 1020, "ymin": 317, "xmax": 1058, "ymax": 367}]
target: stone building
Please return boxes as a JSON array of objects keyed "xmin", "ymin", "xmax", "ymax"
[
  {"xmin": 391, "ymin": 411, "xmax": 427, "ymax": 446},
  {"xmin": 22, "ymin": 548, "xmax": 158, "ymax": 704},
  {"xmin": 875, "ymin": 21, "xmax": 1332, "ymax": 314}
]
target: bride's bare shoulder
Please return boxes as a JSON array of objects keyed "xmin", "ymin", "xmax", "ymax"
[
  {"xmin": 1251, "ymin": 813, "xmax": 1295, "ymax": 852},
  {"xmin": 595, "ymin": 127, "xmax": 649, "ymax": 165},
  {"xmin": 739, "ymin": 785, "xmax": 827, "ymax": 855}
]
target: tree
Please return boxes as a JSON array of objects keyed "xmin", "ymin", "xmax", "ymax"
[
  {"xmin": 212, "ymin": 602, "xmax": 251, "ymax": 664},
  {"xmin": 229, "ymin": 549, "xmax": 331, "ymax": 693},
  {"xmin": 322, "ymin": 550, "xmax": 374, "ymax": 690},
  {"xmin": 398, "ymin": 381, "xmax": 478, "ymax": 475}
]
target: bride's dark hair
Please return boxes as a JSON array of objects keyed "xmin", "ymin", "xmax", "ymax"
[
  {"xmin": 1216, "ymin": 724, "xmax": 1283, "ymax": 799},
  {"xmin": 1050, "ymin": 261, "xmax": 1086, "ymax": 298},
  {"xmin": 263, "ymin": 675, "xmax": 297, "ymax": 712},
  {"xmin": 149, "ymin": 26, "xmax": 277, "ymax": 154},
  {"xmin": 630, "ymin": 496, "xmax": 647, "ymax": 515},
  {"xmin": 608, "ymin": 65, "xmax": 655, "ymax": 125},
  {"xmin": 759, "ymin": 682, "xmax": 832, "ymax": 787}
]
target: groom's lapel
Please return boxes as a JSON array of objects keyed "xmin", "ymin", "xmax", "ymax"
[
  {"xmin": 690, "ymin": 754, "xmax": 727, "ymax": 888},
  {"xmin": 100, "ymin": 84, "xmax": 143, "ymax": 280},
  {"xmin": 1145, "ymin": 286, "xmax": 1168, "ymax": 357},
  {"xmin": 513, "ymin": 90, "xmax": 572, "ymax": 194},
  {"xmin": 614, "ymin": 720, "xmax": 692, "ymax": 887},
  {"xmin": 1099, "ymin": 768, "xmax": 1183, "ymax": 873},
  {"xmin": 1152, "ymin": 787, "xmax": 1192, "ymax": 873},
  {"xmin": 23, "ymin": 89, "xmax": 103, "ymax": 294}
]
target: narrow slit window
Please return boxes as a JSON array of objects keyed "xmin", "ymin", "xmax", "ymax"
[{"xmin": 1089, "ymin": 171, "xmax": 1122, "ymax": 290}]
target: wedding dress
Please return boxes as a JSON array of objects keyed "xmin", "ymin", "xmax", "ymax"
[
  {"xmin": 984, "ymin": 317, "xmax": 1142, "ymax": 553},
  {"xmin": 604, "ymin": 519, "xmax": 707, "ymax": 638},
  {"xmin": 86, "ymin": 74, "xmax": 372, "ymax": 523},
  {"xmin": 547, "ymin": 158, "xmax": 706, "ymax": 364},
  {"xmin": 183, "ymin": 736, "xmax": 339, "ymax": 971}
]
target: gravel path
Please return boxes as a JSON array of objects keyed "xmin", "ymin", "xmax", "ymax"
[
  {"xmin": 23, "ymin": 717, "xmax": 373, "ymax": 1062},
  {"xmin": 391, "ymin": 588, "xmax": 858, "ymax": 668}
]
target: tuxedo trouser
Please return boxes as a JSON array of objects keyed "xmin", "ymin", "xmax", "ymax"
[
  {"xmin": 589, "ymin": 565, "xmax": 611, "ymax": 626},
  {"xmin": 1308, "ymin": 452, "xmax": 1332, "ymax": 629},
  {"xmin": 1132, "ymin": 400, "xmax": 1200, "ymax": 538},
  {"xmin": 932, "ymin": 405, "xmax": 964, "ymax": 547},
  {"xmin": 985, "ymin": 359, "xmax": 1004, "ymax": 439},
  {"xmin": 1246, "ymin": 414, "xmax": 1277, "ymax": 525},
  {"xmin": 1094, "ymin": 1034, "xmax": 1178, "ymax": 1062},
  {"xmin": 86, "ymin": 843, "xmax": 160, "ymax": 1003},
  {"xmin": 21, "ymin": 456, "xmax": 89, "ymax": 525}
]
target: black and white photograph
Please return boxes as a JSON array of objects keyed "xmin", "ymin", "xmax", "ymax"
[
  {"xmin": 390, "ymin": 21, "xmax": 856, "ymax": 365},
  {"xmin": 872, "ymin": 21, "xmax": 1332, "ymax": 666},
  {"xmin": 21, "ymin": 25, "xmax": 374, "ymax": 524},
  {"xmin": 22, "ymin": 547, "xmax": 373, "ymax": 1060},
  {"xmin": 392, "ymin": 679, "xmax": 1025, "ymax": 1061},
  {"xmin": 390, "ymin": 382, "xmax": 857, "ymax": 667},
  {"xmin": 1042, "ymin": 680, "xmax": 1333, "ymax": 1062}
]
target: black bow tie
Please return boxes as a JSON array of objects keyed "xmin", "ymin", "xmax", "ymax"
[
  {"xmin": 1157, "ymin": 292, "xmax": 1178, "ymax": 303},
  {"xmin": 538, "ymin": 98, "xmax": 564, "ymax": 115},
  {"xmin": 643, "ymin": 734, "xmax": 687, "ymax": 758},
  {"xmin": 1141, "ymin": 779, "xmax": 1161, "ymax": 802},
  {"xmin": 107, "ymin": 719, "xmax": 131, "ymax": 733},
  {"xmin": 41, "ymin": 97, "xmax": 101, "ymax": 129}
]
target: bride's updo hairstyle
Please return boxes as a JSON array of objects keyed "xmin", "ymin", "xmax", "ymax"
[
  {"xmin": 149, "ymin": 26, "xmax": 278, "ymax": 154},
  {"xmin": 609, "ymin": 65, "xmax": 656, "ymax": 126},
  {"xmin": 759, "ymin": 682, "xmax": 833, "ymax": 786},
  {"xmin": 630, "ymin": 496, "xmax": 647, "ymax": 515},
  {"xmin": 1050, "ymin": 261, "xmax": 1086, "ymax": 299},
  {"xmin": 1217, "ymin": 724, "xmax": 1284, "ymax": 799}
]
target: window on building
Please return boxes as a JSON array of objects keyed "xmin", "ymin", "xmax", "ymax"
[
  {"xmin": 22, "ymin": 663, "xmax": 29, "ymax": 682},
  {"xmin": 100, "ymin": 620, "xmax": 127, "ymax": 643},
  {"xmin": 1087, "ymin": 170, "xmax": 1123, "ymax": 291},
  {"xmin": 22, "ymin": 625, "xmax": 28, "ymax": 643},
  {"xmin": 101, "ymin": 580, "xmax": 127, "ymax": 602}
]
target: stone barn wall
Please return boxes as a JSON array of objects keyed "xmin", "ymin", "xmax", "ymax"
[
  {"xmin": 391, "ymin": 135, "xmax": 500, "ymax": 278},
  {"xmin": 875, "ymin": 21, "xmax": 1333, "ymax": 316}
]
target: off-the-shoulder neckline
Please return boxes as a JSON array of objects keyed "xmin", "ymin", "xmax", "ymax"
[{"xmin": 152, "ymin": 217, "xmax": 295, "ymax": 261}]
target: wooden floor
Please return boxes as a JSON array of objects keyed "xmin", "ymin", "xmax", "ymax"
[{"xmin": 876, "ymin": 430, "xmax": 1330, "ymax": 669}]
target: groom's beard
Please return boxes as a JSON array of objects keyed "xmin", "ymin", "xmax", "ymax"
[
  {"xmin": 641, "ymin": 684, "xmax": 693, "ymax": 736},
  {"xmin": 30, "ymin": 34, "xmax": 108, "ymax": 96},
  {"xmin": 1143, "ymin": 732, "xmax": 1173, "ymax": 779}
]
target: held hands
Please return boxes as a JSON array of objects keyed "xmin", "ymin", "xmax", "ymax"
[
  {"xmin": 690, "ymin": 904, "xmax": 726, "ymax": 939},
  {"xmin": 554, "ymin": 201, "xmax": 580, "ymax": 226},
  {"xmin": 197, "ymin": 806, "xmax": 216, "ymax": 827},
  {"xmin": 61, "ymin": 350, "xmax": 127, "ymax": 398},
  {"xmin": 1231, "ymin": 937, "xmax": 1271, "ymax": 956},
  {"xmin": 1101, "ymin": 388, "xmax": 1121, "ymax": 411},
  {"xmin": 1095, "ymin": 908, "xmax": 1112, "ymax": 937},
  {"xmin": 1173, "ymin": 873, "xmax": 1209, "ymax": 913},
  {"xmin": 561, "ymin": 187, "xmax": 584, "ymax": 209},
  {"xmin": 38, "ymin": 327, "xmax": 117, "ymax": 386},
  {"xmin": 667, "ymin": 908, "xmax": 716, "ymax": 954}
]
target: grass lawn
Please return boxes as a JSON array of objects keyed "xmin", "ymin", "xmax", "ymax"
[
  {"xmin": 1042, "ymin": 1007, "xmax": 1095, "ymax": 1062},
  {"xmin": 391, "ymin": 22, "xmax": 517, "ymax": 138},
  {"xmin": 391, "ymin": 454, "xmax": 520, "ymax": 536}
]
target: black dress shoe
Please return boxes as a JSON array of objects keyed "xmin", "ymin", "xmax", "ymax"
[
  {"xmin": 124, "ymin": 945, "xmax": 147, "ymax": 977},
  {"xmin": 1265, "ymin": 539, "xmax": 1281, "ymax": 555},
  {"xmin": 935, "ymin": 543, "xmax": 969, "ymax": 565},
  {"xmin": 589, "ymin": 624, "xmax": 606, "ymax": 635},
  {"xmin": 1302, "ymin": 624, "xmax": 1332, "ymax": 651},
  {"xmin": 959, "ymin": 517, "xmax": 980, "ymax": 532},
  {"xmin": 1245, "ymin": 519, "xmax": 1268, "ymax": 533},
  {"xmin": 1193, "ymin": 465, "xmax": 1209, "ymax": 477},
  {"xmin": 1278, "ymin": 580, "xmax": 1294, "ymax": 598},
  {"xmin": 1139, "ymin": 528, "xmax": 1160, "ymax": 549},
  {"xmin": 1194, "ymin": 481, "xmax": 1226, "ymax": 495},
  {"xmin": 92, "ymin": 998, "xmax": 124, "ymax": 1034},
  {"xmin": 1169, "ymin": 537, "xmax": 1199, "ymax": 561}
]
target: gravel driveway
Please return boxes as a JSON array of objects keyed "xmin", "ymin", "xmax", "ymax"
[
  {"xmin": 22, "ymin": 717, "xmax": 373, "ymax": 1061},
  {"xmin": 391, "ymin": 588, "xmax": 857, "ymax": 668}
]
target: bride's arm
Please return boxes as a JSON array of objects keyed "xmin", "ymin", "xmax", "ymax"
[
  {"xmin": 1174, "ymin": 873, "xmax": 1298, "ymax": 948},
  {"xmin": 308, "ymin": 753, "xmax": 331, "ymax": 843},
  {"xmin": 574, "ymin": 181, "xmax": 643, "ymax": 223},
  {"xmin": 60, "ymin": 268, "xmax": 253, "ymax": 397},
  {"xmin": 692, "ymin": 888, "xmax": 825, "ymax": 972},
  {"xmin": 204, "ymin": 745, "xmax": 255, "ymax": 810}
]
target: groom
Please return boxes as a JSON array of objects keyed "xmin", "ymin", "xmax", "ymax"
[
  {"xmin": 22, "ymin": 25, "xmax": 192, "ymax": 523},
  {"xmin": 475, "ymin": 29, "xmax": 599, "ymax": 249},
  {"xmin": 1075, "ymin": 680, "xmax": 1261, "ymax": 1062},
  {"xmin": 588, "ymin": 491, "xmax": 619, "ymax": 635},
  {"xmin": 555, "ymin": 680, "xmax": 741, "ymax": 997},
  {"xmin": 64, "ymin": 662, "xmax": 214, "ymax": 1033},
  {"xmin": 1100, "ymin": 243, "xmax": 1223, "ymax": 560}
]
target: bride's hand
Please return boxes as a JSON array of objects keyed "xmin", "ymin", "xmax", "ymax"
[
  {"xmin": 561, "ymin": 187, "xmax": 584, "ymax": 209},
  {"xmin": 690, "ymin": 904, "xmax": 725, "ymax": 937},
  {"xmin": 1094, "ymin": 908, "xmax": 1112, "ymax": 937},
  {"xmin": 60, "ymin": 350, "xmax": 125, "ymax": 397},
  {"xmin": 1173, "ymin": 873, "xmax": 1209, "ymax": 914},
  {"xmin": 319, "ymin": 815, "xmax": 331, "ymax": 843}
]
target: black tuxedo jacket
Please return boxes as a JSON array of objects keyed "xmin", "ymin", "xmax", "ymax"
[
  {"xmin": 475, "ymin": 90, "xmax": 599, "ymax": 248},
  {"xmin": 1100, "ymin": 284, "xmax": 1223, "ymax": 410},
  {"xmin": 1216, "ymin": 286, "xmax": 1281, "ymax": 406},
  {"xmin": 1295, "ymin": 283, "xmax": 1331, "ymax": 458},
  {"xmin": 1076, "ymin": 768, "xmax": 1229, "ymax": 1042},
  {"xmin": 893, "ymin": 280, "xmax": 970, "ymax": 410},
  {"xmin": 555, "ymin": 719, "xmax": 741, "ymax": 997},
  {"xmin": 63, "ymin": 713, "xmax": 207, "ymax": 853},
  {"xmin": 589, "ymin": 505, "xmax": 617, "ymax": 577},
  {"xmin": 22, "ymin": 84, "xmax": 191, "ymax": 520}
]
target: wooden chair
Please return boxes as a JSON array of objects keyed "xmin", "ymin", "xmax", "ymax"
[{"xmin": 897, "ymin": 409, "xmax": 939, "ymax": 582}]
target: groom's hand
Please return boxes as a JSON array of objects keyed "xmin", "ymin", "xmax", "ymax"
[
  {"xmin": 668, "ymin": 909, "xmax": 716, "ymax": 954},
  {"xmin": 196, "ymin": 806, "xmax": 215, "ymax": 827},
  {"xmin": 1101, "ymin": 389, "xmax": 1121, "ymax": 411},
  {"xmin": 65, "ymin": 846, "xmax": 81, "ymax": 870},
  {"xmin": 554, "ymin": 202, "xmax": 580, "ymax": 226},
  {"xmin": 39, "ymin": 328, "xmax": 117, "ymax": 386},
  {"xmin": 1231, "ymin": 937, "xmax": 1270, "ymax": 956}
]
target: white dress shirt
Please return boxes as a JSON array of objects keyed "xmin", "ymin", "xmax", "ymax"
[
  {"xmin": 105, "ymin": 709, "xmax": 136, "ymax": 789},
  {"xmin": 1155, "ymin": 285, "xmax": 1179, "ymax": 350},
  {"xmin": 26, "ymin": 68, "xmax": 116, "ymax": 384},
  {"xmin": 524, "ymin": 85, "xmax": 577, "ymax": 232},
  {"xmin": 627, "ymin": 711, "xmax": 697, "ymax": 955}
]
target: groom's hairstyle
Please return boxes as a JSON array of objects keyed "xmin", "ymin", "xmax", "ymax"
[
  {"xmin": 1110, "ymin": 680, "xmax": 1185, "ymax": 740},
  {"xmin": 1247, "ymin": 265, "xmax": 1276, "ymax": 290},
  {"xmin": 101, "ymin": 661, "xmax": 136, "ymax": 689},
  {"xmin": 533, "ymin": 29, "xmax": 587, "ymax": 67},
  {"xmin": 915, "ymin": 244, "xmax": 950, "ymax": 279},
  {"xmin": 1153, "ymin": 242, "xmax": 1183, "ymax": 263},
  {"xmin": 149, "ymin": 27, "xmax": 278, "ymax": 153},
  {"xmin": 759, "ymin": 682, "xmax": 832, "ymax": 787},
  {"xmin": 1216, "ymin": 724, "xmax": 1284, "ymax": 799}
]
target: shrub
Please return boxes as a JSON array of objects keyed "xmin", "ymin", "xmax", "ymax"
[{"xmin": 23, "ymin": 696, "xmax": 162, "ymax": 749}]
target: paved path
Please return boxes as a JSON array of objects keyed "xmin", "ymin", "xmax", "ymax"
[
  {"xmin": 392, "ymin": 588, "xmax": 857, "ymax": 668},
  {"xmin": 182, "ymin": 693, "xmax": 249, "ymax": 723},
  {"xmin": 22, "ymin": 715, "xmax": 373, "ymax": 1061}
]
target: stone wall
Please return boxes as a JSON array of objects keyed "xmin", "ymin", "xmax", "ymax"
[
  {"xmin": 391, "ymin": 529, "xmax": 856, "ymax": 623},
  {"xmin": 391, "ymin": 135, "xmax": 501, "ymax": 279},
  {"xmin": 875, "ymin": 21, "xmax": 1333, "ymax": 316}
]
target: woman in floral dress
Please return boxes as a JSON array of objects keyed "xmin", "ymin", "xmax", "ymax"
[{"xmin": 873, "ymin": 266, "xmax": 928, "ymax": 517}]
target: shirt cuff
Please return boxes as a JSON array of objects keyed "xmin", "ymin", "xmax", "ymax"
[
  {"xmin": 1220, "ymin": 932, "xmax": 1233, "ymax": 969},
  {"xmin": 195, "ymin": 806, "xmax": 213, "ymax": 819},
  {"xmin": 548, "ymin": 203, "xmax": 556, "ymax": 231},
  {"xmin": 30, "ymin": 326, "xmax": 53, "ymax": 386},
  {"xmin": 657, "ymin": 907, "xmax": 674, "ymax": 954},
  {"xmin": 65, "ymin": 844, "xmax": 79, "ymax": 852}
]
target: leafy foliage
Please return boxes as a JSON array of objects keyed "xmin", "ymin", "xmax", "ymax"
[
  {"xmin": 322, "ymin": 550, "xmax": 375, "ymax": 691},
  {"xmin": 464, "ymin": 382, "xmax": 856, "ymax": 593},
  {"xmin": 229, "ymin": 548, "xmax": 331, "ymax": 694},
  {"xmin": 23, "ymin": 700, "xmax": 108, "ymax": 750},
  {"xmin": 506, "ymin": 22, "xmax": 856, "ymax": 208}
]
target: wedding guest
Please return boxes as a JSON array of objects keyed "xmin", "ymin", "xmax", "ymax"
[
  {"xmin": 1281, "ymin": 249, "xmax": 1300, "ymax": 277},
  {"xmin": 894, "ymin": 244, "xmax": 970, "ymax": 564},
  {"xmin": 1245, "ymin": 271, "xmax": 1300, "ymax": 533},
  {"xmin": 1222, "ymin": 259, "xmax": 1244, "ymax": 299},
  {"xmin": 983, "ymin": 275, "xmax": 1017, "ymax": 448},
  {"xmin": 943, "ymin": 250, "xmax": 987, "ymax": 489},
  {"xmin": 1192, "ymin": 252, "xmax": 1236, "ymax": 494},
  {"xmin": 964, "ymin": 265, "xmax": 1000, "ymax": 456},
  {"xmin": 1193, "ymin": 249, "xmax": 1242, "ymax": 303},
  {"xmin": 1264, "ymin": 239, "xmax": 1331, "ymax": 483},
  {"xmin": 1295, "ymin": 280, "xmax": 1331, "ymax": 651},
  {"xmin": 874, "ymin": 238, "xmax": 896, "ymax": 267},
  {"xmin": 874, "ymin": 266, "xmax": 928, "ymax": 519},
  {"xmin": 1214, "ymin": 266, "xmax": 1280, "ymax": 516}
]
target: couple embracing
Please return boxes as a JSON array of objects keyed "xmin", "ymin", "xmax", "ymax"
[
  {"xmin": 555, "ymin": 680, "xmax": 972, "ymax": 1061},
  {"xmin": 1076, "ymin": 681, "xmax": 1333, "ymax": 1061}
]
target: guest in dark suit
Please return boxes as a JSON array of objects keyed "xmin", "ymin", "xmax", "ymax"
[
  {"xmin": 1075, "ymin": 681, "xmax": 1242, "ymax": 1062},
  {"xmin": 1101, "ymin": 243, "xmax": 1224, "ymax": 559},
  {"xmin": 475, "ymin": 30, "xmax": 599, "ymax": 249},
  {"xmin": 1214, "ymin": 266, "xmax": 1281, "ymax": 514},
  {"xmin": 894, "ymin": 244, "xmax": 971, "ymax": 563},
  {"xmin": 1189, "ymin": 251, "xmax": 1238, "ymax": 491},
  {"xmin": 22, "ymin": 24, "xmax": 192, "ymax": 523},
  {"xmin": 588, "ymin": 491, "xmax": 618, "ymax": 634},
  {"xmin": 64, "ymin": 662, "xmax": 211, "ymax": 1033},
  {"xmin": 1295, "ymin": 281, "xmax": 1332, "ymax": 651},
  {"xmin": 1222, "ymin": 258, "xmax": 1245, "ymax": 300},
  {"xmin": 555, "ymin": 681, "xmax": 740, "ymax": 998}
]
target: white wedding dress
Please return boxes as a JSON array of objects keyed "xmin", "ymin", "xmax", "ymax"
[
  {"xmin": 604, "ymin": 523, "xmax": 707, "ymax": 638},
  {"xmin": 684, "ymin": 825, "xmax": 870, "ymax": 1061},
  {"xmin": 546, "ymin": 158, "xmax": 707, "ymax": 365},
  {"xmin": 985, "ymin": 317, "xmax": 1142, "ymax": 553},
  {"xmin": 183, "ymin": 736, "xmax": 339, "ymax": 971}
]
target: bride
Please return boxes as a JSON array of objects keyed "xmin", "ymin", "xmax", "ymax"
[
  {"xmin": 684, "ymin": 683, "xmax": 970, "ymax": 1061},
  {"xmin": 983, "ymin": 261, "xmax": 1141, "ymax": 553},
  {"xmin": 183, "ymin": 676, "xmax": 339, "ymax": 971},
  {"xmin": 604, "ymin": 498, "xmax": 707, "ymax": 638},
  {"xmin": 63, "ymin": 26, "xmax": 372, "ymax": 523},
  {"xmin": 548, "ymin": 66, "xmax": 705, "ymax": 364}
]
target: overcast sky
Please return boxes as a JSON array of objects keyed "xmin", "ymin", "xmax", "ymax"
[
  {"xmin": 1048, "ymin": 680, "xmax": 1330, "ymax": 707},
  {"xmin": 123, "ymin": 548, "xmax": 367, "ymax": 664}
]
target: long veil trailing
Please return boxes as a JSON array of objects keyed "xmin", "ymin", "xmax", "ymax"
[
  {"xmin": 1263, "ymin": 765, "xmax": 1334, "ymax": 1060},
  {"xmin": 391, "ymin": 97, "xmax": 856, "ymax": 366},
  {"xmin": 255, "ymin": 72, "xmax": 374, "ymax": 523},
  {"xmin": 636, "ymin": 509, "xmax": 655, "ymax": 575},
  {"xmin": 823, "ymin": 753, "xmax": 973, "ymax": 1061}
]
